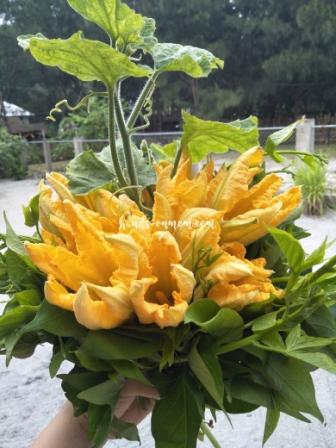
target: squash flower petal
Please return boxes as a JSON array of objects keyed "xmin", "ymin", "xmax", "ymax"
[
  {"xmin": 74, "ymin": 283, "xmax": 133, "ymax": 330},
  {"xmin": 207, "ymin": 147, "xmax": 264, "ymax": 213},
  {"xmin": 45, "ymin": 276, "xmax": 75, "ymax": 311},
  {"xmin": 130, "ymin": 277, "xmax": 191, "ymax": 328}
]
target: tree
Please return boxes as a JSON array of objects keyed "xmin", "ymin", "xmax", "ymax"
[{"xmin": 0, "ymin": 0, "xmax": 101, "ymax": 120}]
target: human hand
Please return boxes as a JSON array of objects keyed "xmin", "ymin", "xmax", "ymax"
[{"xmin": 31, "ymin": 379, "xmax": 159, "ymax": 448}]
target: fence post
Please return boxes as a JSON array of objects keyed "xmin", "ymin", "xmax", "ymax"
[
  {"xmin": 42, "ymin": 131, "xmax": 53, "ymax": 172},
  {"xmin": 73, "ymin": 137, "xmax": 84, "ymax": 156},
  {"xmin": 296, "ymin": 118, "xmax": 315, "ymax": 153}
]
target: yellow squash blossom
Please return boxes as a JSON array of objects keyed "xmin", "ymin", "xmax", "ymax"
[
  {"xmin": 25, "ymin": 179, "xmax": 196, "ymax": 330},
  {"xmin": 154, "ymin": 147, "xmax": 301, "ymax": 245},
  {"xmin": 25, "ymin": 147, "xmax": 291, "ymax": 330}
]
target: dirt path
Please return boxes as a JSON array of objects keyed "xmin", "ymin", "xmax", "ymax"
[{"xmin": 1, "ymin": 179, "xmax": 336, "ymax": 448}]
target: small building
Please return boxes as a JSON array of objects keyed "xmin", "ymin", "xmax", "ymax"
[{"xmin": 1, "ymin": 101, "xmax": 46, "ymax": 140}]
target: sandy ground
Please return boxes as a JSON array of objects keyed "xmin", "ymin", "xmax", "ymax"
[{"xmin": 1, "ymin": 178, "xmax": 336, "ymax": 448}]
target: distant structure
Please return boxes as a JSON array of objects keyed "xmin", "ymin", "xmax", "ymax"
[{"xmin": 0, "ymin": 100, "xmax": 46, "ymax": 139}]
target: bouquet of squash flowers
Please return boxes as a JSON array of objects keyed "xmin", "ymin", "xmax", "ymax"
[{"xmin": 2, "ymin": 1, "xmax": 336, "ymax": 447}]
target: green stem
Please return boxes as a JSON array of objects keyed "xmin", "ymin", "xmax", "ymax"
[
  {"xmin": 277, "ymin": 150, "xmax": 325, "ymax": 163},
  {"xmin": 201, "ymin": 422, "xmax": 221, "ymax": 448},
  {"xmin": 127, "ymin": 72, "xmax": 159, "ymax": 130},
  {"xmin": 217, "ymin": 334, "xmax": 260, "ymax": 355},
  {"xmin": 171, "ymin": 142, "xmax": 184, "ymax": 178},
  {"xmin": 271, "ymin": 276, "xmax": 290, "ymax": 284},
  {"xmin": 114, "ymin": 86, "xmax": 141, "ymax": 206},
  {"xmin": 107, "ymin": 86, "xmax": 127, "ymax": 188}
]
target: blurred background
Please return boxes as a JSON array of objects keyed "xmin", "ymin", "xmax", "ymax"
[{"xmin": 1, "ymin": 0, "xmax": 336, "ymax": 179}]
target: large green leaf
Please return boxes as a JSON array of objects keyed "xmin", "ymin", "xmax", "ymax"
[
  {"xmin": 67, "ymin": 0, "xmax": 157, "ymax": 52},
  {"xmin": 67, "ymin": 145, "xmax": 156, "ymax": 195},
  {"xmin": 151, "ymin": 43, "xmax": 223, "ymax": 78},
  {"xmin": 0, "ymin": 306, "xmax": 37, "ymax": 339},
  {"xmin": 5, "ymin": 301, "xmax": 87, "ymax": 365},
  {"xmin": 152, "ymin": 373, "xmax": 204, "ymax": 448},
  {"xmin": 181, "ymin": 112, "xmax": 260, "ymax": 163},
  {"xmin": 66, "ymin": 150, "xmax": 116, "ymax": 195},
  {"xmin": 81, "ymin": 330, "xmax": 162, "ymax": 361},
  {"xmin": 185, "ymin": 299, "xmax": 244, "ymax": 342},
  {"xmin": 268, "ymin": 227, "xmax": 305, "ymax": 274},
  {"xmin": 188, "ymin": 342, "xmax": 224, "ymax": 409},
  {"xmin": 5, "ymin": 250, "xmax": 42, "ymax": 290},
  {"xmin": 20, "ymin": 301, "xmax": 87, "ymax": 339},
  {"xmin": 265, "ymin": 354, "xmax": 323, "ymax": 422},
  {"xmin": 19, "ymin": 32, "xmax": 151, "ymax": 88},
  {"xmin": 78, "ymin": 378, "xmax": 123, "ymax": 406}
]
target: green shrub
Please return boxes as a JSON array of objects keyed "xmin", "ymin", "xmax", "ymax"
[
  {"xmin": 52, "ymin": 142, "xmax": 74, "ymax": 161},
  {"xmin": 294, "ymin": 159, "xmax": 334, "ymax": 215},
  {"xmin": 0, "ymin": 127, "xmax": 28, "ymax": 179}
]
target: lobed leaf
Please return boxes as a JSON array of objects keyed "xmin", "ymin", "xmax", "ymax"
[
  {"xmin": 151, "ymin": 43, "xmax": 223, "ymax": 78},
  {"xmin": 19, "ymin": 32, "xmax": 151, "ymax": 88},
  {"xmin": 67, "ymin": 0, "xmax": 157, "ymax": 52},
  {"xmin": 181, "ymin": 111, "xmax": 260, "ymax": 163},
  {"xmin": 152, "ymin": 373, "xmax": 205, "ymax": 448}
]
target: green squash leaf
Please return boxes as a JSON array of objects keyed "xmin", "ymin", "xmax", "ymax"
[
  {"xmin": 181, "ymin": 111, "xmax": 260, "ymax": 163},
  {"xmin": 67, "ymin": 0, "xmax": 157, "ymax": 52},
  {"xmin": 150, "ymin": 43, "xmax": 224, "ymax": 78},
  {"xmin": 152, "ymin": 373, "xmax": 205, "ymax": 448},
  {"xmin": 151, "ymin": 43, "xmax": 223, "ymax": 78},
  {"xmin": 19, "ymin": 32, "xmax": 151, "ymax": 88},
  {"xmin": 66, "ymin": 150, "xmax": 116, "ymax": 195},
  {"xmin": 67, "ymin": 145, "xmax": 156, "ymax": 195}
]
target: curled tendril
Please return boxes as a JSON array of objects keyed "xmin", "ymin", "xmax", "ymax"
[
  {"xmin": 129, "ymin": 83, "xmax": 155, "ymax": 134},
  {"xmin": 47, "ymin": 91, "xmax": 107, "ymax": 122}
]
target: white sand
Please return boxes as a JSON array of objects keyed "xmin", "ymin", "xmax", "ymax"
[{"xmin": 1, "ymin": 178, "xmax": 336, "ymax": 448}]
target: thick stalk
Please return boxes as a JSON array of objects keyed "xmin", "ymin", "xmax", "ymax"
[
  {"xmin": 115, "ymin": 91, "xmax": 139, "ymax": 188},
  {"xmin": 107, "ymin": 87, "xmax": 127, "ymax": 188},
  {"xmin": 115, "ymin": 86, "xmax": 144, "ymax": 209},
  {"xmin": 201, "ymin": 422, "xmax": 221, "ymax": 448},
  {"xmin": 127, "ymin": 72, "xmax": 159, "ymax": 130}
]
